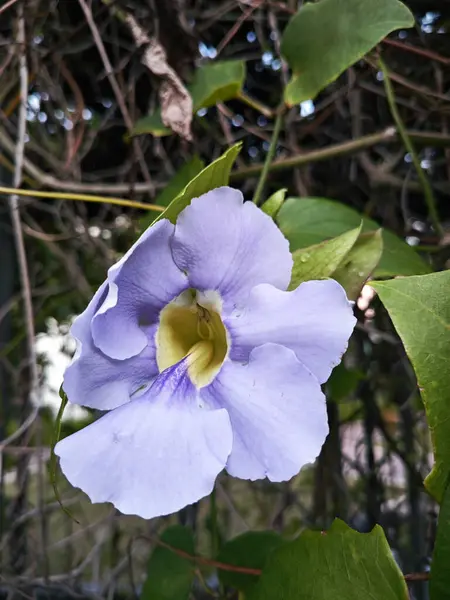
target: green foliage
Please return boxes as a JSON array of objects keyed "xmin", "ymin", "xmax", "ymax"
[
  {"xmin": 289, "ymin": 225, "xmax": 383, "ymax": 300},
  {"xmin": 280, "ymin": 0, "xmax": 414, "ymax": 105},
  {"xmin": 248, "ymin": 519, "xmax": 409, "ymax": 600},
  {"xmin": 217, "ymin": 531, "xmax": 284, "ymax": 595},
  {"xmin": 131, "ymin": 61, "xmax": 245, "ymax": 137},
  {"xmin": 140, "ymin": 157, "xmax": 205, "ymax": 230},
  {"xmin": 151, "ymin": 144, "xmax": 241, "ymax": 226},
  {"xmin": 372, "ymin": 272, "xmax": 450, "ymax": 502},
  {"xmin": 333, "ymin": 230, "xmax": 383, "ymax": 300},
  {"xmin": 189, "ymin": 60, "xmax": 246, "ymax": 109},
  {"xmin": 289, "ymin": 226, "xmax": 361, "ymax": 290},
  {"xmin": 431, "ymin": 481, "xmax": 450, "ymax": 600},
  {"xmin": 261, "ymin": 188, "xmax": 286, "ymax": 218},
  {"xmin": 277, "ymin": 197, "xmax": 430, "ymax": 278},
  {"xmin": 327, "ymin": 364, "xmax": 364, "ymax": 403},
  {"xmin": 141, "ymin": 526, "xmax": 195, "ymax": 600}
]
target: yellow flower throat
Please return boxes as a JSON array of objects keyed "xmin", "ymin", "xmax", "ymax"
[{"xmin": 156, "ymin": 291, "xmax": 228, "ymax": 387}]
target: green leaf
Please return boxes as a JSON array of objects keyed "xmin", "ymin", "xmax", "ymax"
[
  {"xmin": 277, "ymin": 197, "xmax": 430, "ymax": 278},
  {"xmin": 289, "ymin": 225, "xmax": 361, "ymax": 290},
  {"xmin": 151, "ymin": 143, "xmax": 241, "ymax": 225},
  {"xmin": 327, "ymin": 364, "xmax": 365, "ymax": 403},
  {"xmin": 131, "ymin": 61, "xmax": 245, "ymax": 137},
  {"xmin": 140, "ymin": 157, "xmax": 205, "ymax": 230},
  {"xmin": 371, "ymin": 272, "xmax": 450, "ymax": 502},
  {"xmin": 280, "ymin": 0, "xmax": 414, "ymax": 105},
  {"xmin": 248, "ymin": 519, "xmax": 408, "ymax": 600},
  {"xmin": 333, "ymin": 230, "xmax": 383, "ymax": 300},
  {"xmin": 130, "ymin": 113, "xmax": 171, "ymax": 138},
  {"xmin": 190, "ymin": 60, "xmax": 245, "ymax": 109},
  {"xmin": 261, "ymin": 188, "xmax": 286, "ymax": 218},
  {"xmin": 141, "ymin": 525, "xmax": 195, "ymax": 600},
  {"xmin": 430, "ymin": 481, "xmax": 450, "ymax": 600},
  {"xmin": 217, "ymin": 531, "xmax": 284, "ymax": 595}
]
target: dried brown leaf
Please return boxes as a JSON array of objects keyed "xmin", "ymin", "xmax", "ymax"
[{"xmin": 126, "ymin": 15, "xmax": 193, "ymax": 141}]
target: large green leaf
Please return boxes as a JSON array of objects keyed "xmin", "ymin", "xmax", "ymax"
[
  {"xmin": 277, "ymin": 197, "xmax": 430, "ymax": 278},
  {"xmin": 280, "ymin": 0, "xmax": 414, "ymax": 105},
  {"xmin": 372, "ymin": 272, "xmax": 450, "ymax": 502},
  {"xmin": 333, "ymin": 230, "xmax": 383, "ymax": 300},
  {"xmin": 430, "ymin": 481, "xmax": 450, "ymax": 600},
  {"xmin": 140, "ymin": 156, "xmax": 205, "ymax": 230},
  {"xmin": 140, "ymin": 525, "xmax": 195, "ymax": 600},
  {"xmin": 131, "ymin": 61, "xmax": 245, "ymax": 137},
  {"xmin": 217, "ymin": 531, "xmax": 284, "ymax": 595},
  {"xmin": 248, "ymin": 519, "xmax": 408, "ymax": 600},
  {"xmin": 289, "ymin": 226, "xmax": 361, "ymax": 290},
  {"xmin": 152, "ymin": 143, "xmax": 241, "ymax": 225}
]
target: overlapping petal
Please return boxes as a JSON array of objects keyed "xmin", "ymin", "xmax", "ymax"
[
  {"xmin": 171, "ymin": 187, "xmax": 293, "ymax": 311},
  {"xmin": 226, "ymin": 279, "xmax": 356, "ymax": 384},
  {"xmin": 202, "ymin": 343, "xmax": 328, "ymax": 482},
  {"xmin": 64, "ymin": 281, "xmax": 158, "ymax": 410},
  {"xmin": 91, "ymin": 219, "xmax": 188, "ymax": 360},
  {"xmin": 64, "ymin": 324, "xmax": 158, "ymax": 411},
  {"xmin": 56, "ymin": 362, "xmax": 233, "ymax": 519}
]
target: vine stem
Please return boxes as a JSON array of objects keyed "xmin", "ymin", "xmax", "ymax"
[
  {"xmin": 0, "ymin": 186, "xmax": 164, "ymax": 212},
  {"xmin": 210, "ymin": 487, "xmax": 220, "ymax": 556},
  {"xmin": 378, "ymin": 55, "xmax": 443, "ymax": 237},
  {"xmin": 140, "ymin": 534, "xmax": 430, "ymax": 583},
  {"xmin": 253, "ymin": 108, "xmax": 284, "ymax": 205}
]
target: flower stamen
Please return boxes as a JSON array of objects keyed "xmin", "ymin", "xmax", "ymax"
[{"xmin": 156, "ymin": 291, "xmax": 228, "ymax": 387}]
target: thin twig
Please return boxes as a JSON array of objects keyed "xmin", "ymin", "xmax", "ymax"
[
  {"xmin": 0, "ymin": 186, "xmax": 164, "ymax": 212},
  {"xmin": 8, "ymin": 13, "xmax": 49, "ymax": 579},
  {"xmin": 383, "ymin": 38, "xmax": 450, "ymax": 66},
  {"xmin": 0, "ymin": 0, "xmax": 19, "ymax": 16},
  {"xmin": 0, "ymin": 126, "xmax": 160, "ymax": 194},
  {"xmin": 233, "ymin": 127, "xmax": 397, "ymax": 180},
  {"xmin": 7, "ymin": 10, "xmax": 37, "ymax": 405},
  {"xmin": 379, "ymin": 56, "xmax": 443, "ymax": 237},
  {"xmin": 77, "ymin": 0, "xmax": 153, "ymax": 185}
]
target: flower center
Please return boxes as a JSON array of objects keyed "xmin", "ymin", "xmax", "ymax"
[{"xmin": 156, "ymin": 290, "xmax": 228, "ymax": 387}]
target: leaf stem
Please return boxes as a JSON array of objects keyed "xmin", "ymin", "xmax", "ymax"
[
  {"xmin": 378, "ymin": 56, "xmax": 443, "ymax": 237},
  {"xmin": 210, "ymin": 486, "xmax": 220, "ymax": 556},
  {"xmin": 253, "ymin": 108, "xmax": 284, "ymax": 205},
  {"xmin": 0, "ymin": 186, "xmax": 164, "ymax": 212},
  {"xmin": 236, "ymin": 91, "xmax": 274, "ymax": 118}
]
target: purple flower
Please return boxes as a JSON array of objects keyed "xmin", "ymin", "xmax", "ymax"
[{"xmin": 55, "ymin": 187, "xmax": 355, "ymax": 519}]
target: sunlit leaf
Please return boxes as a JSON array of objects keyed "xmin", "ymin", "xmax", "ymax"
[
  {"xmin": 333, "ymin": 230, "xmax": 383, "ymax": 300},
  {"xmin": 289, "ymin": 226, "xmax": 361, "ymax": 290},
  {"xmin": 281, "ymin": 0, "xmax": 414, "ymax": 105},
  {"xmin": 261, "ymin": 188, "xmax": 287, "ymax": 218},
  {"xmin": 277, "ymin": 197, "xmax": 430, "ymax": 278},
  {"xmin": 372, "ymin": 272, "xmax": 450, "ymax": 501},
  {"xmin": 140, "ymin": 156, "xmax": 205, "ymax": 230},
  {"xmin": 151, "ymin": 143, "xmax": 241, "ymax": 225}
]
